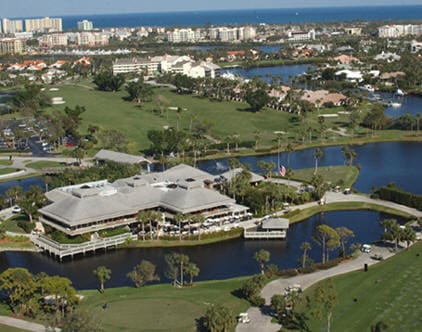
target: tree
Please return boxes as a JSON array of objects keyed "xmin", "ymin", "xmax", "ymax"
[
  {"xmin": 185, "ymin": 262, "xmax": 200, "ymax": 285},
  {"xmin": 17, "ymin": 186, "xmax": 45, "ymax": 223},
  {"xmin": 203, "ymin": 304, "xmax": 235, "ymax": 332},
  {"xmin": 137, "ymin": 211, "xmax": 149, "ymax": 241},
  {"xmin": 164, "ymin": 253, "xmax": 179, "ymax": 287},
  {"xmin": 127, "ymin": 260, "xmax": 159, "ymax": 288},
  {"xmin": 270, "ymin": 294, "xmax": 287, "ymax": 320},
  {"xmin": 93, "ymin": 266, "xmax": 111, "ymax": 293},
  {"xmin": 308, "ymin": 279, "xmax": 337, "ymax": 332},
  {"xmin": 0, "ymin": 268, "xmax": 36, "ymax": 315},
  {"xmin": 41, "ymin": 275, "xmax": 78, "ymax": 320},
  {"xmin": 380, "ymin": 219, "xmax": 402, "ymax": 251},
  {"xmin": 362, "ymin": 104, "xmax": 389, "ymax": 133},
  {"xmin": 6, "ymin": 185, "xmax": 23, "ymax": 207},
  {"xmin": 125, "ymin": 79, "xmax": 153, "ymax": 104},
  {"xmin": 61, "ymin": 309, "xmax": 104, "ymax": 332},
  {"xmin": 93, "ymin": 72, "xmax": 125, "ymax": 92},
  {"xmin": 97, "ymin": 129, "xmax": 128, "ymax": 152},
  {"xmin": 335, "ymin": 227, "xmax": 355, "ymax": 257},
  {"xmin": 314, "ymin": 148, "xmax": 324, "ymax": 175},
  {"xmin": 401, "ymin": 226, "xmax": 416, "ymax": 248},
  {"xmin": 349, "ymin": 110, "xmax": 361, "ymax": 137},
  {"xmin": 257, "ymin": 160, "xmax": 275, "ymax": 179},
  {"xmin": 313, "ymin": 225, "xmax": 339, "ymax": 263},
  {"xmin": 254, "ymin": 249, "xmax": 270, "ymax": 274},
  {"xmin": 300, "ymin": 242, "xmax": 312, "ymax": 268},
  {"xmin": 245, "ymin": 88, "xmax": 270, "ymax": 112},
  {"xmin": 174, "ymin": 213, "xmax": 186, "ymax": 241}
]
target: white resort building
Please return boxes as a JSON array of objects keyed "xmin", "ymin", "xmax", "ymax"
[{"xmin": 38, "ymin": 164, "xmax": 250, "ymax": 237}]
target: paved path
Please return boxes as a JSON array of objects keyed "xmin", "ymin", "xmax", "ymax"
[
  {"xmin": 236, "ymin": 245, "xmax": 397, "ymax": 332},
  {"xmin": 324, "ymin": 191, "xmax": 422, "ymax": 218},
  {"xmin": 267, "ymin": 178, "xmax": 303, "ymax": 189},
  {"xmin": 0, "ymin": 315, "xmax": 60, "ymax": 332}
]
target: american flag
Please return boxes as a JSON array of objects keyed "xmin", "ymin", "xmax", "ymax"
[{"xmin": 279, "ymin": 165, "xmax": 286, "ymax": 177}]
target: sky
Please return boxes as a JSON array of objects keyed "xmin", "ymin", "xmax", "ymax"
[{"xmin": 0, "ymin": 0, "xmax": 420, "ymax": 18}]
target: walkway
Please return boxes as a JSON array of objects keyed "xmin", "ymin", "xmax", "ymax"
[
  {"xmin": 324, "ymin": 191, "xmax": 422, "ymax": 218},
  {"xmin": 0, "ymin": 315, "xmax": 60, "ymax": 332},
  {"xmin": 236, "ymin": 245, "xmax": 396, "ymax": 332}
]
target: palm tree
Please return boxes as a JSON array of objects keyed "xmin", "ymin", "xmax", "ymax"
[
  {"xmin": 300, "ymin": 242, "xmax": 312, "ymax": 268},
  {"xmin": 417, "ymin": 114, "xmax": 421, "ymax": 134},
  {"xmin": 185, "ymin": 262, "xmax": 200, "ymax": 285},
  {"xmin": 254, "ymin": 129, "xmax": 261, "ymax": 150},
  {"xmin": 192, "ymin": 214, "xmax": 205, "ymax": 240},
  {"xmin": 254, "ymin": 249, "xmax": 270, "ymax": 274},
  {"xmin": 93, "ymin": 266, "xmax": 111, "ymax": 293},
  {"xmin": 314, "ymin": 148, "xmax": 324, "ymax": 175},
  {"xmin": 137, "ymin": 211, "xmax": 150, "ymax": 241},
  {"xmin": 286, "ymin": 143, "xmax": 294, "ymax": 169},
  {"xmin": 174, "ymin": 213, "xmax": 185, "ymax": 241}
]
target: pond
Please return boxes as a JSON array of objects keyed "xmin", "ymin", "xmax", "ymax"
[{"xmin": 0, "ymin": 210, "xmax": 401, "ymax": 289}]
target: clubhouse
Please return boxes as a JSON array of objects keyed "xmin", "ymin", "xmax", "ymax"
[{"xmin": 39, "ymin": 164, "xmax": 253, "ymax": 236}]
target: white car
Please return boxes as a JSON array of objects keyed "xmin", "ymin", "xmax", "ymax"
[
  {"xmin": 12, "ymin": 206, "xmax": 22, "ymax": 214},
  {"xmin": 361, "ymin": 244, "xmax": 371, "ymax": 253}
]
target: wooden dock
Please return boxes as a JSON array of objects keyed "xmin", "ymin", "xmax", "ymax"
[
  {"xmin": 243, "ymin": 230, "xmax": 286, "ymax": 239},
  {"xmin": 31, "ymin": 233, "xmax": 138, "ymax": 261}
]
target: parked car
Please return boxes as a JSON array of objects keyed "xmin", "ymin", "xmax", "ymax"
[
  {"xmin": 12, "ymin": 205, "xmax": 21, "ymax": 214},
  {"xmin": 361, "ymin": 244, "xmax": 371, "ymax": 253},
  {"xmin": 371, "ymin": 254, "xmax": 384, "ymax": 261}
]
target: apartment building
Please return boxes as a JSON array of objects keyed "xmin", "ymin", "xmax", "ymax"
[
  {"xmin": 112, "ymin": 57, "xmax": 161, "ymax": 76},
  {"xmin": 208, "ymin": 26, "xmax": 257, "ymax": 41},
  {"xmin": 287, "ymin": 29, "xmax": 316, "ymax": 42},
  {"xmin": 25, "ymin": 17, "xmax": 62, "ymax": 32},
  {"xmin": 167, "ymin": 28, "xmax": 201, "ymax": 43},
  {"xmin": 0, "ymin": 38, "xmax": 25, "ymax": 54},
  {"xmin": 2, "ymin": 18, "xmax": 24, "ymax": 34},
  {"xmin": 77, "ymin": 20, "xmax": 93, "ymax": 31},
  {"xmin": 38, "ymin": 33, "xmax": 68, "ymax": 48},
  {"xmin": 378, "ymin": 24, "xmax": 422, "ymax": 38}
]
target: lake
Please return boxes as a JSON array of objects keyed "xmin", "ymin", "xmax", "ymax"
[{"xmin": 0, "ymin": 210, "xmax": 401, "ymax": 289}]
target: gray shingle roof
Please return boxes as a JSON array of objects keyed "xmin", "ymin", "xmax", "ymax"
[
  {"xmin": 218, "ymin": 168, "xmax": 264, "ymax": 183},
  {"xmin": 261, "ymin": 218, "xmax": 289, "ymax": 230},
  {"xmin": 94, "ymin": 149, "xmax": 151, "ymax": 165},
  {"xmin": 39, "ymin": 164, "xmax": 244, "ymax": 228}
]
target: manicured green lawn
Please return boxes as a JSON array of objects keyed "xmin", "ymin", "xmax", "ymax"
[
  {"xmin": 302, "ymin": 241, "xmax": 422, "ymax": 331},
  {"xmin": 79, "ymin": 278, "xmax": 249, "ymax": 332},
  {"xmin": 25, "ymin": 161, "xmax": 63, "ymax": 169},
  {"xmin": 290, "ymin": 165, "xmax": 359, "ymax": 188},
  {"xmin": 0, "ymin": 168, "xmax": 20, "ymax": 175},
  {"xmin": 1, "ymin": 218, "xmax": 26, "ymax": 233},
  {"xmin": 0, "ymin": 160, "xmax": 13, "ymax": 166}
]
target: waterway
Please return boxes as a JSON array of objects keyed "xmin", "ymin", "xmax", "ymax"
[
  {"xmin": 197, "ymin": 141, "xmax": 422, "ymax": 195},
  {"xmin": 0, "ymin": 210, "xmax": 403, "ymax": 289},
  {"xmin": 220, "ymin": 64, "xmax": 312, "ymax": 84}
]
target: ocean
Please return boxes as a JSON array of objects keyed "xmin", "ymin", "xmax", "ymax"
[{"xmin": 60, "ymin": 5, "xmax": 422, "ymax": 30}]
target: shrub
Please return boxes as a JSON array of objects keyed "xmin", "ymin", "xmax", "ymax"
[
  {"xmin": 250, "ymin": 295, "xmax": 265, "ymax": 307},
  {"xmin": 277, "ymin": 268, "xmax": 299, "ymax": 277},
  {"xmin": 17, "ymin": 221, "xmax": 35, "ymax": 234}
]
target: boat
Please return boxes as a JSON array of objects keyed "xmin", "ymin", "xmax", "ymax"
[
  {"xmin": 389, "ymin": 102, "xmax": 402, "ymax": 108},
  {"xmin": 359, "ymin": 84, "xmax": 375, "ymax": 92},
  {"xmin": 395, "ymin": 88, "xmax": 405, "ymax": 96}
]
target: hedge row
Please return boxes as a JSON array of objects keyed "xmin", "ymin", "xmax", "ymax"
[{"xmin": 376, "ymin": 185, "xmax": 422, "ymax": 211}]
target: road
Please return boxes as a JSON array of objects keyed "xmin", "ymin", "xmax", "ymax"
[{"xmin": 236, "ymin": 245, "xmax": 398, "ymax": 332}]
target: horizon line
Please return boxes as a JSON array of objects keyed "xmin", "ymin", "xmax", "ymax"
[{"xmin": 4, "ymin": 4, "xmax": 422, "ymax": 20}]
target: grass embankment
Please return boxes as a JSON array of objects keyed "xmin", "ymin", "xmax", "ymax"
[
  {"xmin": 25, "ymin": 161, "xmax": 63, "ymax": 169},
  {"xmin": 0, "ymin": 168, "xmax": 20, "ymax": 176},
  {"xmin": 79, "ymin": 278, "xmax": 249, "ymax": 332},
  {"xmin": 0, "ymin": 160, "xmax": 13, "ymax": 166},
  {"xmin": 286, "ymin": 202, "xmax": 415, "ymax": 225},
  {"xmin": 122, "ymin": 228, "xmax": 243, "ymax": 248},
  {"xmin": 302, "ymin": 241, "xmax": 422, "ymax": 331},
  {"xmin": 290, "ymin": 165, "xmax": 359, "ymax": 188}
]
